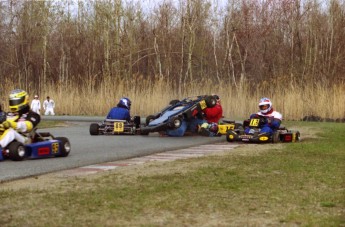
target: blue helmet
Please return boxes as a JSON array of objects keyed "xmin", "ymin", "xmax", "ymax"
[{"xmin": 117, "ymin": 97, "xmax": 131, "ymax": 110}]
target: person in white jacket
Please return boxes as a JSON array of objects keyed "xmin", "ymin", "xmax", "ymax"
[
  {"xmin": 30, "ymin": 95, "xmax": 41, "ymax": 115},
  {"xmin": 43, "ymin": 96, "xmax": 55, "ymax": 115}
]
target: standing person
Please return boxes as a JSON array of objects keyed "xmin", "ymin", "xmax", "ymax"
[
  {"xmin": 106, "ymin": 97, "xmax": 131, "ymax": 121},
  {"xmin": 30, "ymin": 95, "xmax": 41, "ymax": 115},
  {"xmin": 43, "ymin": 96, "xmax": 55, "ymax": 115},
  {"xmin": 244, "ymin": 97, "xmax": 282, "ymax": 135},
  {"xmin": 0, "ymin": 89, "xmax": 41, "ymax": 148}
]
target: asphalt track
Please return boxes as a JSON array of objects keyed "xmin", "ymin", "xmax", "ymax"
[{"xmin": 0, "ymin": 116, "xmax": 224, "ymax": 182}]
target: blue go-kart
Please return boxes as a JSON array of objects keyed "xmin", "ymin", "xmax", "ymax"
[{"xmin": 0, "ymin": 130, "xmax": 71, "ymax": 161}]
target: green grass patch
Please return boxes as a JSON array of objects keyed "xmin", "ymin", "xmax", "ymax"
[{"xmin": 0, "ymin": 121, "xmax": 344, "ymax": 226}]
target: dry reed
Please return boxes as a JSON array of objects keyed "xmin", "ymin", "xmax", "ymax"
[{"xmin": 0, "ymin": 78, "xmax": 344, "ymax": 121}]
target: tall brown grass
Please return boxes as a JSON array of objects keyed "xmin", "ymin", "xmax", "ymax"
[{"xmin": 1, "ymin": 77, "xmax": 344, "ymax": 121}]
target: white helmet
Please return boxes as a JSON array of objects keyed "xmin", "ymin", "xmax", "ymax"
[{"xmin": 258, "ymin": 97, "xmax": 272, "ymax": 114}]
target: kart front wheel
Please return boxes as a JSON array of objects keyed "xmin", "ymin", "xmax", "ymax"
[
  {"xmin": 89, "ymin": 123, "xmax": 99, "ymax": 135},
  {"xmin": 55, "ymin": 137, "xmax": 71, "ymax": 157},
  {"xmin": 8, "ymin": 142, "xmax": 26, "ymax": 161},
  {"xmin": 145, "ymin": 115, "xmax": 156, "ymax": 126}
]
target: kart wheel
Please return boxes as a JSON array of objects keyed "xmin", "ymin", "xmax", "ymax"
[
  {"xmin": 205, "ymin": 96, "xmax": 217, "ymax": 108},
  {"xmin": 90, "ymin": 123, "xmax": 99, "ymax": 135},
  {"xmin": 226, "ymin": 131, "xmax": 236, "ymax": 142},
  {"xmin": 169, "ymin": 99, "xmax": 180, "ymax": 105},
  {"xmin": 55, "ymin": 137, "xmax": 71, "ymax": 157},
  {"xmin": 294, "ymin": 131, "xmax": 301, "ymax": 142},
  {"xmin": 140, "ymin": 130, "xmax": 149, "ymax": 136},
  {"xmin": 145, "ymin": 115, "xmax": 156, "ymax": 126},
  {"xmin": 8, "ymin": 142, "xmax": 26, "ymax": 161},
  {"xmin": 272, "ymin": 132, "xmax": 280, "ymax": 143},
  {"xmin": 172, "ymin": 117, "xmax": 182, "ymax": 129}
]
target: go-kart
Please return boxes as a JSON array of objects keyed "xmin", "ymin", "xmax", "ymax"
[
  {"xmin": 226, "ymin": 116, "xmax": 300, "ymax": 143},
  {"xmin": 0, "ymin": 129, "xmax": 71, "ymax": 161},
  {"xmin": 89, "ymin": 116, "xmax": 142, "ymax": 135},
  {"xmin": 140, "ymin": 95, "xmax": 218, "ymax": 135}
]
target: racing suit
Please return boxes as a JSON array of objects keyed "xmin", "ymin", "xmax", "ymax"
[
  {"xmin": 0, "ymin": 109, "xmax": 40, "ymax": 148},
  {"xmin": 106, "ymin": 107, "xmax": 131, "ymax": 122},
  {"xmin": 30, "ymin": 99, "xmax": 41, "ymax": 115},
  {"xmin": 203, "ymin": 104, "xmax": 223, "ymax": 123},
  {"xmin": 43, "ymin": 98, "xmax": 55, "ymax": 115},
  {"xmin": 245, "ymin": 109, "xmax": 282, "ymax": 135}
]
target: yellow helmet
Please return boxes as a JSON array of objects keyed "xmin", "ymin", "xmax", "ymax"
[{"xmin": 9, "ymin": 89, "xmax": 29, "ymax": 112}]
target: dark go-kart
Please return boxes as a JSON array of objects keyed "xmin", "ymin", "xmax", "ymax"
[
  {"xmin": 89, "ymin": 116, "xmax": 142, "ymax": 135},
  {"xmin": 226, "ymin": 116, "xmax": 300, "ymax": 143},
  {"xmin": 140, "ymin": 95, "xmax": 218, "ymax": 135},
  {"xmin": 0, "ymin": 130, "xmax": 71, "ymax": 161}
]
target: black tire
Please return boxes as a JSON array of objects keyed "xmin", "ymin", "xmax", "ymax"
[
  {"xmin": 169, "ymin": 99, "xmax": 180, "ymax": 105},
  {"xmin": 90, "ymin": 123, "xmax": 99, "ymax": 135},
  {"xmin": 140, "ymin": 129, "xmax": 149, "ymax": 136},
  {"xmin": 145, "ymin": 115, "xmax": 156, "ymax": 126},
  {"xmin": 272, "ymin": 131, "xmax": 280, "ymax": 143},
  {"xmin": 55, "ymin": 137, "xmax": 71, "ymax": 157},
  {"xmin": 172, "ymin": 117, "xmax": 183, "ymax": 129},
  {"xmin": 226, "ymin": 131, "xmax": 236, "ymax": 142},
  {"xmin": 8, "ymin": 141, "xmax": 26, "ymax": 161},
  {"xmin": 205, "ymin": 96, "xmax": 217, "ymax": 108},
  {"xmin": 295, "ymin": 131, "xmax": 301, "ymax": 142}
]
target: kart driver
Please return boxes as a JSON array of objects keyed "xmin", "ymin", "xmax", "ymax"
[
  {"xmin": 106, "ymin": 97, "xmax": 131, "ymax": 122},
  {"xmin": 198, "ymin": 95, "xmax": 223, "ymax": 136},
  {"xmin": 0, "ymin": 89, "xmax": 41, "ymax": 149},
  {"xmin": 244, "ymin": 97, "xmax": 282, "ymax": 135}
]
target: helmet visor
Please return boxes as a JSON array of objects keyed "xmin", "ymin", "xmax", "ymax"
[
  {"xmin": 259, "ymin": 104, "xmax": 269, "ymax": 110},
  {"xmin": 9, "ymin": 96, "xmax": 25, "ymax": 106}
]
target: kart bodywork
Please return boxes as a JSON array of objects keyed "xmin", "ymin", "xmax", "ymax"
[
  {"xmin": 226, "ymin": 117, "xmax": 300, "ymax": 143},
  {"xmin": 140, "ymin": 95, "xmax": 218, "ymax": 135},
  {"xmin": 216, "ymin": 120, "xmax": 243, "ymax": 135},
  {"xmin": 0, "ymin": 130, "xmax": 71, "ymax": 161},
  {"xmin": 89, "ymin": 116, "xmax": 142, "ymax": 135}
]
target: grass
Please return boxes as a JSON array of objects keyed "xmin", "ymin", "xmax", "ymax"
[{"xmin": 0, "ymin": 121, "xmax": 344, "ymax": 226}]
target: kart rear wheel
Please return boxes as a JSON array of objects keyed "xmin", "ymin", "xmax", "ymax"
[
  {"xmin": 145, "ymin": 115, "xmax": 156, "ymax": 126},
  {"xmin": 226, "ymin": 131, "xmax": 237, "ymax": 142},
  {"xmin": 8, "ymin": 141, "xmax": 26, "ymax": 161},
  {"xmin": 55, "ymin": 137, "xmax": 71, "ymax": 157},
  {"xmin": 294, "ymin": 131, "xmax": 301, "ymax": 142},
  {"xmin": 90, "ymin": 123, "xmax": 100, "ymax": 135},
  {"xmin": 272, "ymin": 132, "xmax": 280, "ymax": 143},
  {"xmin": 205, "ymin": 96, "xmax": 217, "ymax": 108},
  {"xmin": 172, "ymin": 117, "xmax": 183, "ymax": 129}
]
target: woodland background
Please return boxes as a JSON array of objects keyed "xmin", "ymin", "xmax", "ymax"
[{"xmin": 0, "ymin": 0, "xmax": 344, "ymax": 120}]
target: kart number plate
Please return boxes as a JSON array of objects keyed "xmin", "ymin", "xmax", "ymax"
[
  {"xmin": 52, "ymin": 142, "xmax": 59, "ymax": 154},
  {"xmin": 199, "ymin": 100, "xmax": 207, "ymax": 110},
  {"xmin": 249, "ymin": 119, "xmax": 260, "ymax": 127},
  {"xmin": 114, "ymin": 122, "xmax": 124, "ymax": 132}
]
